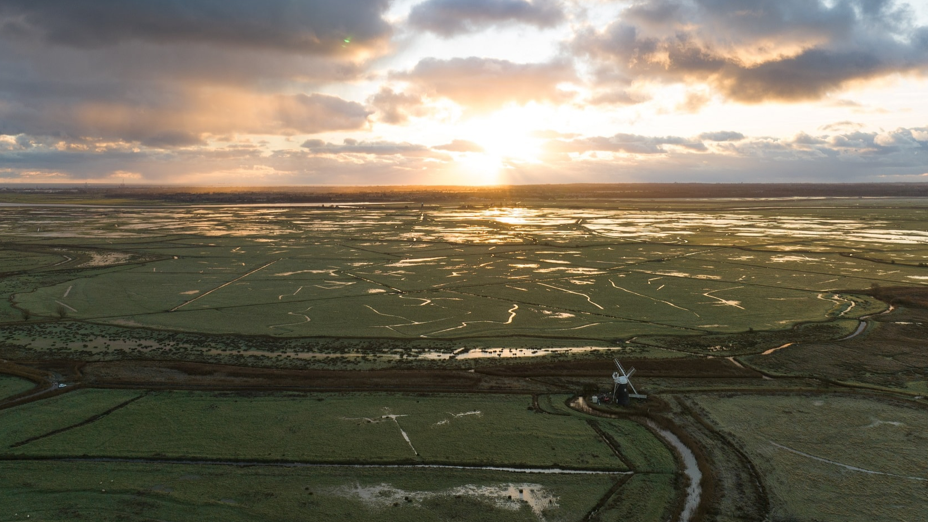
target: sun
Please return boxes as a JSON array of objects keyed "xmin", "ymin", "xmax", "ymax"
[
  {"xmin": 468, "ymin": 110, "xmax": 543, "ymax": 164},
  {"xmin": 451, "ymin": 108, "xmax": 546, "ymax": 185},
  {"xmin": 474, "ymin": 128, "xmax": 541, "ymax": 164},
  {"xmin": 457, "ymin": 153, "xmax": 503, "ymax": 185}
]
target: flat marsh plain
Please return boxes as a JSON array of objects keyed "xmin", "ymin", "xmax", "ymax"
[
  {"xmin": 2, "ymin": 194, "xmax": 928, "ymax": 521},
  {"xmin": 4, "ymin": 200, "xmax": 924, "ymax": 358}
]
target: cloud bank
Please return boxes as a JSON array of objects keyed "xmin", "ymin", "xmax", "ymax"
[
  {"xmin": 575, "ymin": 0, "xmax": 928, "ymax": 101},
  {"xmin": 0, "ymin": 0, "xmax": 926, "ymax": 184},
  {"xmin": 0, "ymin": 0, "xmax": 393, "ymax": 54}
]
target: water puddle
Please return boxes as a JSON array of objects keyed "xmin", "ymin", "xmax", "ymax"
[
  {"xmin": 201, "ymin": 345, "xmax": 620, "ymax": 362},
  {"xmin": 725, "ymin": 357, "xmax": 746, "ymax": 369},
  {"xmin": 384, "ymin": 414, "xmax": 418, "ymax": 456},
  {"xmin": 761, "ymin": 343, "xmax": 793, "ymax": 356},
  {"xmin": 330, "ymin": 482, "xmax": 559, "ymax": 519},
  {"xmin": 451, "ymin": 346, "xmax": 620, "ymax": 360}
]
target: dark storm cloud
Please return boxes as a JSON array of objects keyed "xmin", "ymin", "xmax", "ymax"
[
  {"xmin": 408, "ymin": 0, "xmax": 565, "ymax": 36},
  {"xmin": 394, "ymin": 57, "xmax": 576, "ymax": 110},
  {"xmin": 622, "ymin": 0, "xmax": 862, "ymax": 42},
  {"xmin": 0, "ymin": 1, "xmax": 386, "ymax": 146},
  {"xmin": 0, "ymin": 0, "xmax": 392, "ymax": 54},
  {"xmin": 575, "ymin": 0, "xmax": 928, "ymax": 102}
]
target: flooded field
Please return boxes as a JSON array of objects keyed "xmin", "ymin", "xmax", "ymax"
[
  {"xmin": 4, "ymin": 201, "xmax": 926, "ymax": 351},
  {"xmin": 5, "ymin": 202, "xmax": 928, "ymax": 246}
]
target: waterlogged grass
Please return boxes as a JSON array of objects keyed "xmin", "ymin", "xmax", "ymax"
[
  {"xmin": 0, "ymin": 389, "xmax": 142, "ymax": 448},
  {"xmin": 9, "ymin": 392, "xmax": 629, "ymax": 470},
  {"xmin": 3, "ymin": 201, "xmax": 927, "ymax": 355},
  {"xmin": 0, "ymin": 375, "xmax": 34, "ymax": 400},
  {"xmin": 692, "ymin": 394, "xmax": 928, "ymax": 521},
  {"xmin": 0, "ymin": 460, "xmax": 618, "ymax": 522}
]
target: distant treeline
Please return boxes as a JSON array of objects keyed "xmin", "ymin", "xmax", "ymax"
[{"xmin": 5, "ymin": 183, "xmax": 928, "ymax": 204}]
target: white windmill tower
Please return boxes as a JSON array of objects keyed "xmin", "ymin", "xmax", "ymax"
[{"xmin": 612, "ymin": 359, "xmax": 646, "ymax": 406}]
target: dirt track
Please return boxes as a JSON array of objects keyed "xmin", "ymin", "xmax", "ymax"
[{"xmin": 1, "ymin": 356, "xmax": 759, "ymax": 398}]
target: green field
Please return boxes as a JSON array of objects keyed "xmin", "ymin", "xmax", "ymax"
[
  {"xmin": 0, "ymin": 375, "xmax": 34, "ymax": 400},
  {"xmin": 0, "ymin": 390, "xmax": 681, "ymax": 520},
  {"xmin": 0, "ymin": 460, "xmax": 616, "ymax": 522},
  {"xmin": 595, "ymin": 420, "xmax": 677, "ymax": 473},
  {"xmin": 596, "ymin": 474, "xmax": 678, "ymax": 522},
  {"xmin": 690, "ymin": 393, "xmax": 928, "ymax": 521},
  {"xmin": 0, "ymin": 389, "xmax": 143, "ymax": 448},
  {"xmin": 2, "ymin": 391, "xmax": 651, "ymax": 471}
]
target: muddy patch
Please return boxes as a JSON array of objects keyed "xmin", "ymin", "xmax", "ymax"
[{"xmin": 329, "ymin": 482, "xmax": 558, "ymax": 520}]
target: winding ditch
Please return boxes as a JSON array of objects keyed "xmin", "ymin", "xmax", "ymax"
[{"xmin": 569, "ymin": 397, "xmax": 702, "ymax": 522}]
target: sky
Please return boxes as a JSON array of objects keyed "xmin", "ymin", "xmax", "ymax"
[{"xmin": 1, "ymin": 0, "xmax": 927, "ymax": 186}]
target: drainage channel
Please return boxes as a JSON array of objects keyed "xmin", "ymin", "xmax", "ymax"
[
  {"xmin": 645, "ymin": 420, "xmax": 702, "ymax": 522},
  {"xmin": 570, "ymin": 397, "xmax": 702, "ymax": 522},
  {"xmin": 3, "ymin": 457, "xmax": 630, "ymax": 475}
]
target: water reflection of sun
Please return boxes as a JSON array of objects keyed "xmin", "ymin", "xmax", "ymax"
[{"xmin": 483, "ymin": 207, "xmax": 529, "ymax": 225}]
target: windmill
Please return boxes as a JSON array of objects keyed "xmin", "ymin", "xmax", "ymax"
[{"xmin": 612, "ymin": 359, "xmax": 646, "ymax": 406}]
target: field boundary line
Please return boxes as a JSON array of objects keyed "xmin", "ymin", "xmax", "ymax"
[
  {"xmin": 582, "ymin": 473, "xmax": 634, "ymax": 521},
  {"xmin": 586, "ymin": 419, "xmax": 634, "ymax": 471},
  {"xmin": 170, "ymin": 259, "xmax": 280, "ymax": 311},
  {"xmin": 10, "ymin": 392, "xmax": 148, "ymax": 449},
  {"xmin": 769, "ymin": 441, "xmax": 928, "ymax": 481},
  {"xmin": 0, "ymin": 456, "xmax": 631, "ymax": 474}
]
